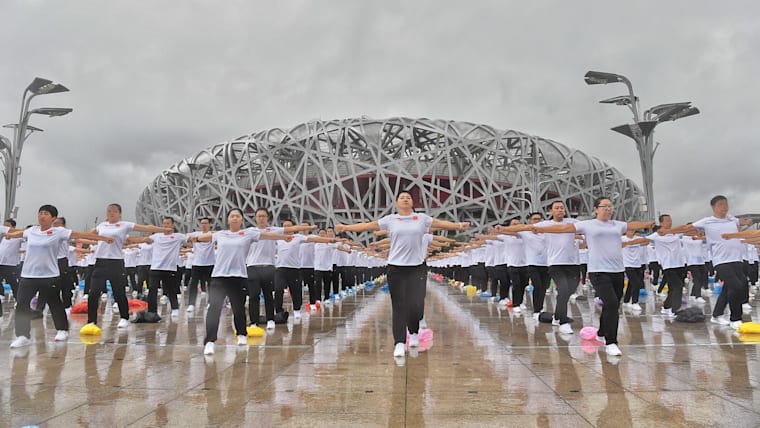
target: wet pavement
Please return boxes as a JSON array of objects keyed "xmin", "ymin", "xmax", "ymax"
[{"xmin": 0, "ymin": 279, "xmax": 758, "ymax": 427}]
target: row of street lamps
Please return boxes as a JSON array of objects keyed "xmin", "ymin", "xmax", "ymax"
[{"xmin": 0, "ymin": 78, "xmax": 72, "ymax": 219}]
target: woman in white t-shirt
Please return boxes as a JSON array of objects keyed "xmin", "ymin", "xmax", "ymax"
[
  {"xmin": 533, "ymin": 197, "xmax": 653, "ymax": 357},
  {"xmin": 8, "ymin": 205, "xmax": 114, "ymax": 348},
  {"xmin": 190, "ymin": 208, "xmax": 291, "ymax": 356},
  {"xmin": 336, "ymin": 191, "xmax": 469, "ymax": 359}
]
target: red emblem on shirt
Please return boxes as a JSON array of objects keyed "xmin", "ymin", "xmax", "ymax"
[
  {"xmin": 266, "ymin": 227, "xmax": 271, "ymax": 231},
  {"xmin": 115, "ymin": 223, "xmax": 120, "ymax": 227},
  {"xmin": 239, "ymin": 231, "xmax": 245, "ymax": 236},
  {"xmin": 170, "ymin": 235, "xmax": 175, "ymax": 239},
  {"xmin": 47, "ymin": 230, "xmax": 53, "ymax": 235},
  {"xmin": 412, "ymin": 215, "xmax": 418, "ymax": 220}
]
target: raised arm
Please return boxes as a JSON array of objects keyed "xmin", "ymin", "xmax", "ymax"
[
  {"xmin": 260, "ymin": 232, "xmax": 293, "ymax": 241},
  {"xmin": 134, "ymin": 224, "xmax": 173, "ymax": 234},
  {"xmin": 660, "ymin": 224, "xmax": 696, "ymax": 235},
  {"xmin": 189, "ymin": 232, "xmax": 214, "ymax": 242},
  {"xmin": 431, "ymin": 219, "xmax": 470, "ymax": 232},
  {"xmin": 533, "ymin": 224, "xmax": 576, "ymax": 234},
  {"xmin": 627, "ymin": 221, "xmax": 656, "ymax": 231},
  {"xmin": 284, "ymin": 224, "xmax": 317, "ymax": 234},
  {"xmin": 622, "ymin": 237, "xmax": 649, "ymax": 247},
  {"xmin": 335, "ymin": 220, "xmax": 380, "ymax": 234},
  {"xmin": 70, "ymin": 230, "xmax": 115, "ymax": 243},
  {"xmin": 496, "ymin": 224, "xmax": 532, "ymax": 233},
  {"xmin": 722, "ymin": 229, "xmax": 760, "ymax": 240},
  {"xmin": 4, "ymin": 230, "xmax": 24, "ymax": 239}
]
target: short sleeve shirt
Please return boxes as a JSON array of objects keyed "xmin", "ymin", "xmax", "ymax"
[{"xmin": 574, "ymin": 219, "xmax": 627, "ymax": 273}]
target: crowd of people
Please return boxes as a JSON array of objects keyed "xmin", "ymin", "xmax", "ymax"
[{"xmin": 0, "ymin": 194, "xmax": 757, "ymax": 361}]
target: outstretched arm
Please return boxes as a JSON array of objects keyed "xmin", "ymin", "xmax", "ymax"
[
  {"xmin": 335, "ymin": 220, "xmax": 380, "ymax": 234},
  {"xmin": 134, "ymin": 224, "xmax": 173, "ymax": 234},
  {"xmin": 533, "ymin": 224, "xmax": 576, "ymax": 234},
  {"xmin": 722, "ymin": 229, "xmax": 760, "ymax": 240},
  {"xmin": 431, "ymin": 219, "xmax": 470, "ymax": 232},
  {"xmin": 70, "ymin": 230, "xmax": 115, "ymax": 243},
  {"xmin": 627, "ymin": 221, "xmax": 656, "ymax": 231}
]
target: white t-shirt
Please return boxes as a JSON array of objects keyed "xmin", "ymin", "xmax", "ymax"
[
  {"xmin": 137, "ymin": 243, "xmax": 152, "ymax": 265},
  {"xmin": 124, "ymin": 247, "xmax": 139, "ymax": 268},
  {"xmin": 299, "ymin": 237, "xmax": 316, "ymax": 268},
  {"xmin": 574, "ymin": 219, "xmax": 627, "ymax": 273},
  {"xmin": 377, "ymin": 213, "xmax": 433, "ymax": 266},
  {"xmin": 621, "ymin": 236, "xmax": 645, "ymax": 268},
  {"xmin": 211, "ymin": 229, "xmax": 261, "ymax": 278},
  {"xmin": 276, "ymin": 234, "xmax": 307, "ymax": 268},
  {"xmin": 94, "ymin": 221, "xmax": 135, "ymax": 259},
  {"xmin": 646, "ymin": 232, "xmax": 685, "ymax": 270},
  {"xmin": 516, "ymin": 231, "xmax": 547, "ymax": 266},
  {"xmin": 0, "ymin": 234, "xmax": 23, "ymax": 266},
  {"xmin": 21, "ymin": 226, "xmax": 73, "ymax": 278},
  {"xmin": 188, "ymin": 231, "xmax": 215, "ymax": 266},
  {"xmin": 499, "ymin": 234, "xmax": 526, "ymax": 267},
  {"xmin": 681, "ymin": 237, "xmax": 706, "ymax": 266},
  {"xmin": 246, "ymin": 226, "xmax": 284, "ymax": 266},
  {"xmin": 536, "ymin": 218, "xmax": 579, "ymax": 265},
  {"xmin": 692, "ymin": 216, "xmax": 742, "ymax": 266},
  {"xmin": 149, "ymin": 233, "xmax": 188, "ymax": 271},
  {"xmin": 314, "ymin": 243, "xmax": 338, "ymax": 271}
]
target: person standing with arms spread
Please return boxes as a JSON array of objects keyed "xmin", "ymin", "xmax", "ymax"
[
  {"xmin": 82, "ymin": 204, "xmax": 170, "ymax": 333},
  {"xmin": 336, "ymin": 191, "xmax": 469, "ymax": 359},
  {"xmin": 9, "ymin": 205, "xmax": 114, "ymax": 348},
  {"xmin": 186, "ymin": 217, "xmax": 215, "ymax": 312},
  {"xmin": 533, "ymin": 197, "xmax": 654, "ymax": 357}
]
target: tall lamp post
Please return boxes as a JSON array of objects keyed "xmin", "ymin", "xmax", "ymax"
[
  {"xmin": 584, "ymin": 71, "xmax": 699, "ymax": 221},
  {"xmin": 0, "ymin": 77, "xmax": 72, "ymax": 219}
]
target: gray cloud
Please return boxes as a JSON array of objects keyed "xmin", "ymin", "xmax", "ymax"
[{"xmin": 1, "ymin": 0, "xmax": 758, "ymax": 229}]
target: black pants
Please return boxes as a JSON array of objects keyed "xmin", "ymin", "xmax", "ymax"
[
  {"xmin": 712, "ymin": 262, "xmax": 749, "ymax": 322},
  {"xmin": 470, "ymin": 263, "xmax": 487, "ymax": 291},
  {"xmin": 56, "ymin": 258, "xmax": 76, "ymax": 309},
  {"xmin": 387, "ymin": 263, "xmax": 427, "ymax": 345},
  {"xmin": 0, "ymin": 264, "xmax": 19, "ymax": 302},
  {"xmin": 125, "ymin": 267, "xmax": 138, "ymax": 290},
  {"xmin": 486, "ymin": 266, "xmax": 497, "ymax": 296},
  {"xmin": 579, "ymin": 264, "xmax": 588, "ymax": 285},
  {"xmin": 662, "ymin": 267, "xmax": 686, "ymax": 312},
  {"xmin": 549, "ymin": 265, "xmax": 578, "ymax": 324},
  {"xmin": 589, "ymin": 272, "xmax": 624, "ymax": 345},
  {"xmin": 15, "ymin": 277, "xmax": 68, "ymax": 338},
  {"xmin": 649, "ymin": 261, "xmax": 661, "ymax": 286},
  {"xmin": 330, "ymin": 266, "xmax": 340, "ymax": 295},
  {"xmin": 744, "ymin": 261, "xmax": 758, "ymax": 285},
  {"xmin": 526, "ymin": 265, "xmax": 550, "ymax": 314},
  {"xmin": 136, "ymin": 265, "xmax": 150, "ymax": 294},
  {"xmin": 83, "ymin": 264, "xmax": 95, "ymax": 295},
  {"xmin": 492, "ymin": 264, "xmax": 510, "ymax": 300},
  {"xmin": 300, "ymin": 268, "xmax": 317, "ymax": 304},
  {"xmin": 188, "ymin": 265, "xmax": 213, "ymax": 306},
  {"xmin": 688, "ymin": 264, "xmax": 708, "ymax": 297},
  {"xmin": 148, "ymin": 269, "xmax": 179, "ymax": 313},
  {"xmin": 624, "ymin": 266, "xmax": 645, "ymax": 304},
  {"xmin": 275, "ymin": 267, "xmax": 302, "ymax": 313},
  {"xmin": 204, "ymin": 277, "xmax": 246, "ymax": 344},
  {"xmin": 508, "ymin": 266, "xmax": 529, "ymax": 306},
  {"xmin": 247, "ymin": 265, "xmax": 275, "ymax": 324},
  {"xmin": 89, "ymin": 259, "xmax": 130, "ymax": 323},
  {"xmin": 315, "ymin": 270, "xmax": 332, "ymax": 301}
]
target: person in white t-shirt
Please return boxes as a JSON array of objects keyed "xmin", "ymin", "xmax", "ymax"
[
  {"xmin": 185, "ymin": 217, "xmax": 215, "ymax": 312},
  {"xmin": 621, "ymin": 229, "xmax": 649, "ymax": 311},
  {"xmin": 646, "ymin": 214, "xmax": 688, "ymax": 316},
  {"xmin": 665, "ymin": 195, "xmax": 752, "ymax": 329},
  {"xmin": 0, "ymin": 219, "xmax": 23, "ymax": 309},
  {"xmin": 8, "ymin": 204, "xmax": 114, "ymax": 348},
  {"xmin": 533, "ymin": 197, "xmax": 654, "ymax": 357},
  {"xmin": 336, "ymin": 190, "xmax": 470, "ymax": 359},
  {"xmin": 189, "ymin": 208, "xmax": 291, "ymax": 355},
  {"xmin": 681, "ymin": 230, "xmax": 708, "ymax": 302},
  {"xmin": 83, "ymin": 203, "xmax": 170, "ymax": 332}
]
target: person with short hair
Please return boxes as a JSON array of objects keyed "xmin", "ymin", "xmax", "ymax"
[
  {"xmin": 186, "ymin": 217, "xmax": 215, "ymax": 312},
  {"xmin": 8, "ymin": 204, "xmax": 114, "ymax": 348}
]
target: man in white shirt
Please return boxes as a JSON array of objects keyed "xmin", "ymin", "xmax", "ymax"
[{"xmin": 186, "ymin": 217, "xmax": 215, "ymax": 312}]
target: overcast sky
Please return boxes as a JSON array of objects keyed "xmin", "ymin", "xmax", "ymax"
[{"xmin": 1, "ymin": 0, "xmax": 758, "ymax": 230}]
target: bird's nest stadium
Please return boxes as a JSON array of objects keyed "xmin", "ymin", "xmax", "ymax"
[{"xmin": 135, "ymin": 117, "xmax": 644, "ymax": 238}]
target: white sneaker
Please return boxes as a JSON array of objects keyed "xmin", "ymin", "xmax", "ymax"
[
  {"xmin": 10, "ymin": 336, "xmax": 31, "ymax": 348},
  {"xmin": 498, "ymin": 298, "xmax": 509, "ymax": 306},
  {"xmin": 171, "ymin": 309, "xmax": 179, "ymax": 317},
  {"xmin": 293, "ymin": 310, "xmax": 301, "ymax": 320},
  {"xmin": 409, "ymin": 333, "xmax": 419, "ymax": 348},
  {"xmin": 729, "ymin": 320, "xmax": 743, "ymax": 330},
  {"xmin": 160, "ymin": 295, "xmax": 168, "ymax": 304},
  {"xmin": 711, "ymin": 316, "xmax": 730, "ymax": 326},
  {"xmin": 204, "ymin": 342, "xmax": 215, "ymax": 355},
  {"xmin": 200, "ymin": 291, "xmax": 207, "ymax": 298},
  {"xmin": 660, "ymin": 308, "xmax": 672, "ymax": 316},
  {"xmin": 54, "ymin": 330, "xmax": 69, "ymax": 342},
  {"xmin": 695, "ymin": 297, "xmax": 706, "ymax": 304},
  {"xmin": 519, "ymin": 303, "xmax": 527, "ymax": 310},
  {"xmin": 569, "ymin": 293, "xmax": 578, "ymax": 300},
  {"xmin": 117, "ymin": 318, "xmax": 130, "ymax": 329},
  {"xmin": 512, "ymin": 306, "xmax": 522, "ymax": 314},
  {"xmin": 558, "ymin": 323, "xmax": 573, "ymax": 334},
  {"xmin": 65, "ymin": 307, "xmax": 71, "ymax": 318},
  {"xmin": 112, "ymin": 302, "xmax": 118, "ymax": 310},
  {"xmin": 742, "ymin": 303, "xmax": 752, "ymax": 312},
  {"xmin": 237, "ymin": 335, "xmax": 247, "ymax": 345},
  {"xmin": 630, "ymin": 304, "xmax": 642, "ymax": 312},
  {"xmin": 310, "ymin": 306, "xmax": 316, "ymax": 313},
  {"xmin": 100, "ymin": 294, "xmax": 108, "ymax": 302},
  {"xmin": 419, "ymin": 319, "xmax": 427, "ymax": 329},
  {"xmin": 132, "ymin": 290, "xmax": 138, "ymax": 298},
  {"xmin": 393, "ymin": 342, "xmax": 405, "ymax": 357},
  {"xmin": 532, "ymin": 312, "xmax": 540, "ymax": 321},
  {"xmin": 606, "ymin": 343, "xmax": 623, "ymax": 356},
  {"xmin": 82, "ymin": 294, "xmax": 89, "ymax": 301},
  {"xmin": 266, "ymin": 320, "xmax": 275, "ymax": 330},
  {"xmin": 551, "ymin": 317, "xmax": 560, "ymax": 326},
  {"xmin": 186, "ymin": 305, "xmax": 195, "ymax": 312}
]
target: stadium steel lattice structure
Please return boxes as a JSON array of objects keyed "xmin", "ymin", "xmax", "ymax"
[{"xmin": 135, "ymin": 117, "xmax": 644, "ymax": 240}]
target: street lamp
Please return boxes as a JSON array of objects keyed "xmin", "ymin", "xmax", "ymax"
[
  {"xmin": 0, "ymin": 77, "xmax": 71, "ymax": 219},
  {"xmin": 584, "ymin": 70, "xmax": 699, "ymax": 221}
]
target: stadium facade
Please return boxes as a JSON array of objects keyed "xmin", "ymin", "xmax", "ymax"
[{"xmin": 135, "ymin": 117, "xmax": 644, "ymax": 239}]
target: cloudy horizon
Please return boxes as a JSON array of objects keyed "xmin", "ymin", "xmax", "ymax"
[{"xmin": 1, "ymin": 0, "xmax": 758, "ymax": 231}]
